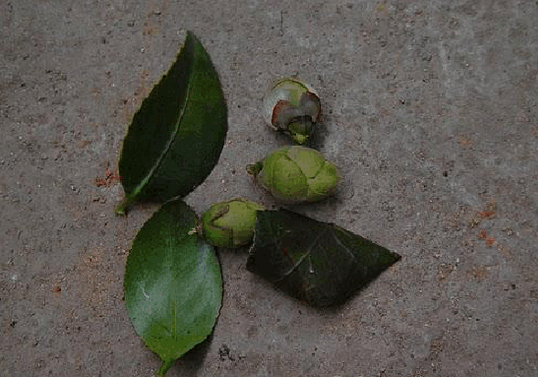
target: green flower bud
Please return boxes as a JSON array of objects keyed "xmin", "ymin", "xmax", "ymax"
[
  {"xmin": 247, "ymin": 146, "xmax": 340, "ymax": 203},
  {"xmin": 199, "ymin": 198, "xmax": 265, "ymax": 248},
  {"xmin": 262, "ymin": 77, "xmax": 321, "ymax": 144}
]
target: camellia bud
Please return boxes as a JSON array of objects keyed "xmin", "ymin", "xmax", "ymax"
[
  {"xmin": 199, "ymin": 198, "xmax": 265, "ymax": 248},
  {"xmin": 247, "ymin": 146, "xmax": 340, "ymax": 203},
  {"xmin": 262, "ymin": 77, "xmax": 321, "ymax": 144}
]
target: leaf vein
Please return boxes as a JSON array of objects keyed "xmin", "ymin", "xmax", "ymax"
[
  {"xmin": 281, "ymin": 228, "xmax": 328, "ymax": 278},
  {"xmin": 331, "ymin": 230, "xmax": 357, "ymax": 264}
]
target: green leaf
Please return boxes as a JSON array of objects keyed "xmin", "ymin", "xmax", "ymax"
[
  {"xmin": 124, "ymin": 199, "xmax": 222, "ymax": 375},
  {"xmin": 117, "ymin": 31, "xmax": 228, "ymax": 213},
  {"xmin": 246, "ymin": 209, "xmax": 401, "ymax": 307}
]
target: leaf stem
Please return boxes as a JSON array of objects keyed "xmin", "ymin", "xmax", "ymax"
[
  {"xmin": 246, "ymin": 161, "xmax": 263, "ymax": 176},
  {"xmin": 114, "ymin": 196, "xmax": 134, "ymax": 216},
  {"xmin": 156, "ymin": 359, "xmax": 174, "ymax": 376}
]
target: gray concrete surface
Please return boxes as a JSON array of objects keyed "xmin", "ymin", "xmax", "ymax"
[{"xmin": 1, "ymin": 0, "xmax": 537, "ymax": 376}]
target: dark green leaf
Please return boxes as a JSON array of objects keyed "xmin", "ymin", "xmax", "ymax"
[
  {"xmin": 117, "ymin": 31, "xmax": 228, "ymax": 213},
  {"xmin": 246, "ymin": 209, "xmax": 401, "ymax": 307},
  {"xmin": 124, "ymin": 199, "xmax": 222, "ymax": 376}
]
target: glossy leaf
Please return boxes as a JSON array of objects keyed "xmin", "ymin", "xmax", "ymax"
[
  {"xmin": 124, "ymin": 200, "xmax": 222, "ymax": 376},
  {"xmin": 247, "ymin": 209, "xmax": 401, "ymax": 307},
  {"xmin": 117, "ymin": 31, "xmax": 228, "ymax": 213}
]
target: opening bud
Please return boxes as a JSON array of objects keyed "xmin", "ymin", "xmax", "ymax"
[{"xmin": 262, "ymin": 78, "xmax": 321, "ymax": 144}]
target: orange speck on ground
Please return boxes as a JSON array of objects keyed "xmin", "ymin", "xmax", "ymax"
[
  {"xmin": 459, "ymin": 135, "xmax": 473, "ymax": 147},
  {"xmin": 472, "ymin": 266, "xmax": 489, "ymax": 281},
  {"xmin": 485, "ymin": 237, "xmax": 495, "ymax": 247},
  {"xmin": 95, "ymin": 166, "xmax": 121, "ymax": 187},
  {"xmin": 477, "ymin": 210, "xmax": 495, "ymax": 218}
]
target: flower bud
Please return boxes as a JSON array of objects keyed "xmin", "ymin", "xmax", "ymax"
[
  {"xmin": 262, "ymin": 78, "xmax": 321, "ymax": 144},
  {"xmin": 199, "ymin": 198, "xmax": 265, "ymax": 248},
  {"xmin": 247, "ymin": 146, "xmax": 340, "ymax": 203}
]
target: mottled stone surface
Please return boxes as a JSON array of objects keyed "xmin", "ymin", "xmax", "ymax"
[{"xmin": 1, "ymin": 1, "xmax": 537, "ymax": 376}]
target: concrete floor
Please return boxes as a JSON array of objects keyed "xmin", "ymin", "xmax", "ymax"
[{"xmin": 1, "ymin": 0, "xmax": 537, "ymax": 376}]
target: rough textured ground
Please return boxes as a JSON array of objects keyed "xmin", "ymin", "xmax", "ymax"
[{"xmin": 1, "ymin": 0, "xmax": 537, "ymax": 376}]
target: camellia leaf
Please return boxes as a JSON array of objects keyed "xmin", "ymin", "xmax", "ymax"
[
  {"xmin": 124, "ymin": 199, "xmax": 222, "ymax": 376},
  {"xmin": 117, "ymin": 31, "xmax": 228, "ymax": 214},
  {"xmin": 246, "ymin": 209, "xmax": 401, "ymax": 307}
]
